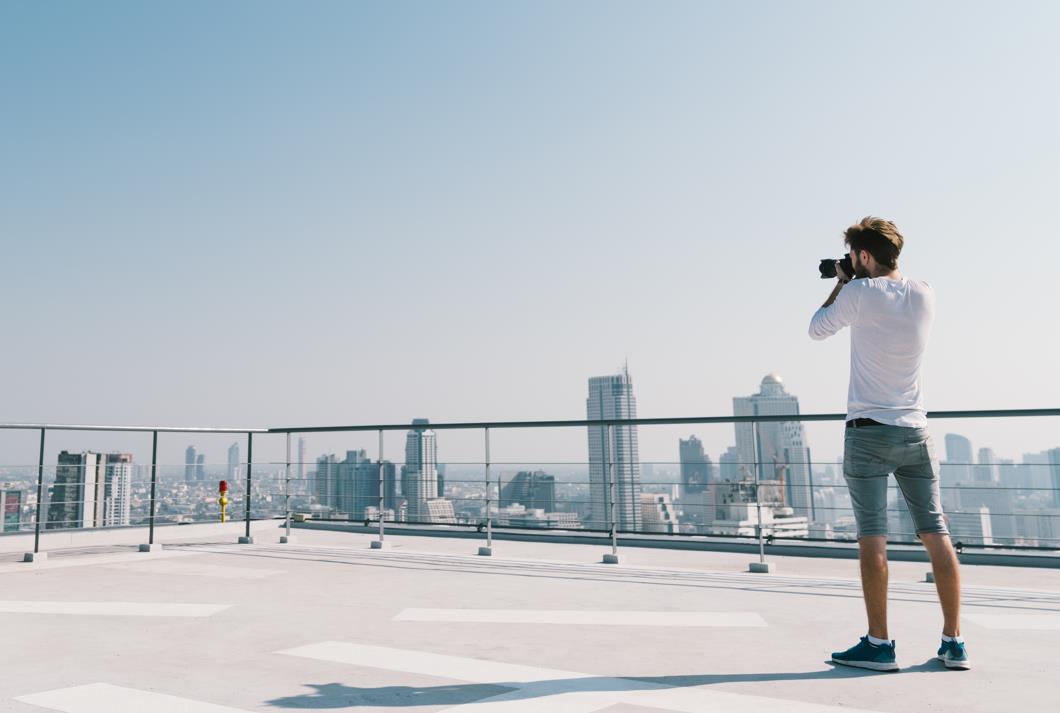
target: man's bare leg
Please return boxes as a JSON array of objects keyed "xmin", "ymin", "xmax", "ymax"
[
  {"xmin": 920, "ymin": 532, "xmax": 961, "ymax": 637},
  {"xmin": 858, "ymin": 535, "xmax": 889, "ymax": 639}
]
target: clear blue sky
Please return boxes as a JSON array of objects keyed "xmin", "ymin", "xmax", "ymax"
[{"xmin": 2, "ymin": 1, "xmax": 1058, "ymax": 466}]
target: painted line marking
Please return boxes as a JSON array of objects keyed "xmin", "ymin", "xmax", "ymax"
[
  {"xmin": 0, "ymin": 601, "xmax": 230, "ymax": 617},
  {"xmin": 107, "ymin": 561, "xmax": 283, "ymax": 580},
  {"xmin": 277, "ymin": 641, "xmax": 582, "ymax": 683},
  {"xmin": 277, "ymin": 641, "xmax": 882, "ymax": 713},
  {"xmin": 963, "ymin": 613, "xmax": 1060, "ymax": 630},
  {"xmin": 394, "ymin": 608, "xmax": 767, "ymax": 627},
  {"xmin": 15, "ymin": 683, "xmax": 252, "ymax": 713}
]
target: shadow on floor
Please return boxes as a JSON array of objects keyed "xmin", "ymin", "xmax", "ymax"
[{"xmin": 266, "ymin": 663, "xmax": 953, "ymax": 708}]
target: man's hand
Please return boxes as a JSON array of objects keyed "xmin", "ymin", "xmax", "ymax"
[{"xmin": 835, "ymin": 261, "xmax": 851, "ymax": 284}]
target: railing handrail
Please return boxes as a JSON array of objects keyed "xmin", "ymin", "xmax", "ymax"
[
  {"xmin": 268, "ymin": 408, "xmax": 1060, "ymax": 433},
  {"xmin": 1, "ymin": 408, "xmax": 1059, "ymax": 435},
  {"xmin": 2, "ymin": 406, "xmax": 1060, "ymax": 434},
  {"xmin": 0, "ymin": 424, "xmax": 268, "ymax": 434}
]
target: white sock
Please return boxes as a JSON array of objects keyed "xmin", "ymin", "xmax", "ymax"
[
  {"xmin": 866, "ymin": 634, "xmax": 891, "ymax": 646},
  {"xmin": 941, "ymin": 633, "xmax": 965, "ymax": 644}
]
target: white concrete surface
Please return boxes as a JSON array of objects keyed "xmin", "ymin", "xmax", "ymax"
[{"xmin": 3, "ymin": 527, "xmax": 1059, "ymax": 713}]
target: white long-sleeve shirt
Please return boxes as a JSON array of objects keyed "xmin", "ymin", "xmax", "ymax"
[{"xmin": 809, "ymin": 276, "xmax": 935, "ymax": 427}]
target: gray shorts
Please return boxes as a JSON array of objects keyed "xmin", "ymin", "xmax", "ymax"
[{"xmin": 843, "ymin": 424, "xmax": 948, "ymax": 539}]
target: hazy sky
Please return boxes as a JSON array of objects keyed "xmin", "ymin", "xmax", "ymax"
[{"xmin": 2, "ymin": 1, "xmax": 1059, "ymax": 467}]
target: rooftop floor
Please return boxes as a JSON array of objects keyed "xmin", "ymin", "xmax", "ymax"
[{"xmin": 3, "ymin": 527, "xmax": 1059, "ymax": 713}]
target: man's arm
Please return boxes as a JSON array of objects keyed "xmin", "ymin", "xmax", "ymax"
[
  {"xmin": 809, "ymin": 266, "xmax": 859, "ymax": 341},
  {"xmin": 821, "ymin": 280, "xmax": 846, "ymax": 308}
]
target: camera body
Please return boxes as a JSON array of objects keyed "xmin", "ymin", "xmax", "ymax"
[{"xmin": 819, "ymin": 255, "xmax": 855, "ymax": 280}]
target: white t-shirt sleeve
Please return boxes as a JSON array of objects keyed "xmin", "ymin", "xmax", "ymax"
[{"xmin": 808, "ymin": 281, "xmax": 862, "ymax": 341}]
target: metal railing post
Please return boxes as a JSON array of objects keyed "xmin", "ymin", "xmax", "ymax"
[
  {"xmin": 239, "ymin": 432, "xmax": 254, "ymax": 543},
  {"xmin": 603, "ymin": 423, "xmax": 619, "ymax": 564},
  {"xmin": 25, "ymin": 428, "xmax": 46, "ymax": 562},
  {"xmin": 749, "ymin": 420, "xmax": 773, "ymax": 573},
  {"xmin": 138, "ymin": 431, "xmax": 160, "ymax": 552},
  {"xmin": 371, "ymin": 429, "xmax": 387, "ymax": 549},
  {"xmin": 281, "ymin": 433, "xmax": 294, "ymax": 543},
  {"xmin": 478, "ymin": 427, "xmax": 493, "ymax": 556}
]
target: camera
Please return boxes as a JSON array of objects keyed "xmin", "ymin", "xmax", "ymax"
[{"xmin": 819, "ymin": 255, "xmax": 854, "ymax": 280}]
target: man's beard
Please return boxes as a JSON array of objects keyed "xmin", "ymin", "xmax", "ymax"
[{"xmin": 852, "ymin": 255, "xmax": 870, "ymax": 279}]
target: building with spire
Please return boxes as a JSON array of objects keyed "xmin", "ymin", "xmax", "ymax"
[
  {"xmin": 733, "ymin": 374, "xmax": 814, "ymax": 519},
  {"xmin": 587, "ymin": 365, "xmax": 642, "ymax": 531}
]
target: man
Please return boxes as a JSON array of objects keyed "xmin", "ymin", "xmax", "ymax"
[{"xmin": 809, "ymin": 216, "xmax": 969, "ymax": 671}]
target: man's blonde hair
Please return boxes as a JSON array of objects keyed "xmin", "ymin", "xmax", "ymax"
[{"xmin": 844, "ymin": 216, "xmax": 904, "ymax": 270}]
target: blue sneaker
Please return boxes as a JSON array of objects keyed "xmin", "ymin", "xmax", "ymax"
[
  {"xmin": 937, "ymin": 639, "xmax": 971, "ymax": 670},
  {"xmin": 831, "ymin": 636, "xmax": 899, "ymax": 671}
]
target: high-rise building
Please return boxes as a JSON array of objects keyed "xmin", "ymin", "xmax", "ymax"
[
  {"xmin": 403, "ymin": 419, "xmax": 438, "ymax": 522},
  {"xmin": 195, "ymin": 454, "xmax": 206, "ymax": 481},
  {"xmin": 315, "ymin": 454, "xmax": 339, "ymax": 512},
  {"xmin": 587, "ymin": 366, "xmax": 642, "ymax": 531},
  {"xmin": 333, "ymin": 449, "xmax": 389, "ymax": 520},
  {"xmin": 184, "ymin": 446, "xmax": 197, "ymax": 483},
  {"xmin": 47, "ymin": 451, "xmax": 103, "ymax": 530},
  {"xmin": 1, "ymin": 486, "xmax": 22, "ymax": 533},
  {"xmin": 500, "ymin": 471, "xmax": 556, "ymax": 512},
  {"xmin": 679, "ymin": 436, "xmax": 713, "ymax": 495},
  {"xmin": 718, "ymin": 446, "xmax": 740, "ymax": 481},
  {"xmin": 733, "ymin": 374, "xmax": 814, "ymax": 518},
  {"xmin": 1049, "ymin": 448, "xmax": 1060, "ymax": 509},
  {"xmin": 103, "ymin": 453, "xmax": 133, "ymax": 527},
  {"xmin": 974, "ymin": 448, "xmax": 999, "ymax": 483},
  {"xmin": 949, "ymin": 506, "xmax": 994, "ymax": 545},
  {"xmin": 297, "ymin": 438, "xmax": 307, "ymax": 482},
  {"xmin": 227, "ymin": 443, "xmax": 240, "ymax": 481},
  {"xmin": 943, "ymin": 434, "xmax": 974, "ymax": 484}
]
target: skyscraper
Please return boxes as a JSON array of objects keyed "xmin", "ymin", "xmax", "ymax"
[
  {"xmin": 500, "ymin": 471, "xmax": 557, "ymax": 512},
  {"xmin": 974, "ymin": 448, "xmax": 1000, "ymax": 483},
  {"xmin": 1049, "ymin": 448, "xmax": 1060, "ymax": 509},
  {"xmin": 733, "ymin": 374, "xmax": 813, "ymax": 518},
  {"xmin": 315, "ymin": 454, "xmax": 339, "ymax": 511},
  {"xmin": 227, "ymin": 443, "xmax": 240, "ymax": 481},
  {"xmin": 587, "ymin": 366, "xmax": 642, "ymax": 531},
  {"xmin": 184, "ymin": 446, "xmax": 197, "ymax": 483},
  {"xmin": 941, "ymin": 433, "xmax": 975, "ymax": 499},
  {"xmin": 103, "ymin": 453, "xmax": 133, "ymax": 527},
  {"xmin": 403, "ymin": 419, "xmax": 438, "ymax": 522},
  {"xmin": 195, "ymin": 454, "xmax": 206, "ymax": 481},
  {"xmin": 48, "ymin": 451, "xmax": 103, "ymax": 530},
  {"xmin": 334, "ymin": 449, "xmax": 387, "ymax": 520},
  {"xmin": 679, "ymin": 435, "xmax": 713, "ymax": 495},
  {"xmin": 718, "ymin": 446, "xmax": 740, "ymax": 481},
  {"xmin": 297, "ymin": 437, "xmax": 307, "ymax": 482}
]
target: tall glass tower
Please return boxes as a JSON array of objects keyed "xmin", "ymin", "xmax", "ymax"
[
  {"xmin": 587, "ymin": 366, "xmax": 642, "ymax": 531},
  {"xmin": 403, "ymin": 419, "xmax": 438, "ymax": 522}
]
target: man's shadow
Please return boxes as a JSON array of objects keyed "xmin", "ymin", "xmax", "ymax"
[{"xmin": 267, "ymin": 660, "xmax": 953, "ymax": 708}]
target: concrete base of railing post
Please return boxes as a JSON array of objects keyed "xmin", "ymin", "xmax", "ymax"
[
  {"xmin": 749, "ymin": 561, "xmax": 775, "ymax": 573},
  {"xmin": 23, "ymin": 552, "xmax": 47, "ymax": 563},
  {"xmin": 138, "ymin": 544, "xmax": 162, "ymax": 553},
  {"xmin": 237, "ymin": 536, "xmax": 255, "ymax": 544},
  {"xmin": 370, "ymin": 540, "xmax": 388, "ymax": 549},
  {"xmin": 477, "ymin": 546, "xmax": 493, "ymax": 556},
  {"xmin": 925, "ymin": 571, "xmax": 935, "ymax": 583},
  {"xmin": 602, "ymin": 554, "xmax": 620, "ymax": 564},
  {"xmin": 279, "ymin": 536, "xmax": 297, "ymax": 544}
]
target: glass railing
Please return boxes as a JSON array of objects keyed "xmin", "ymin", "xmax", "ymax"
[{"xmin": 2, "ymin": 411, "xmax": 1058, "ymax": 560}]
